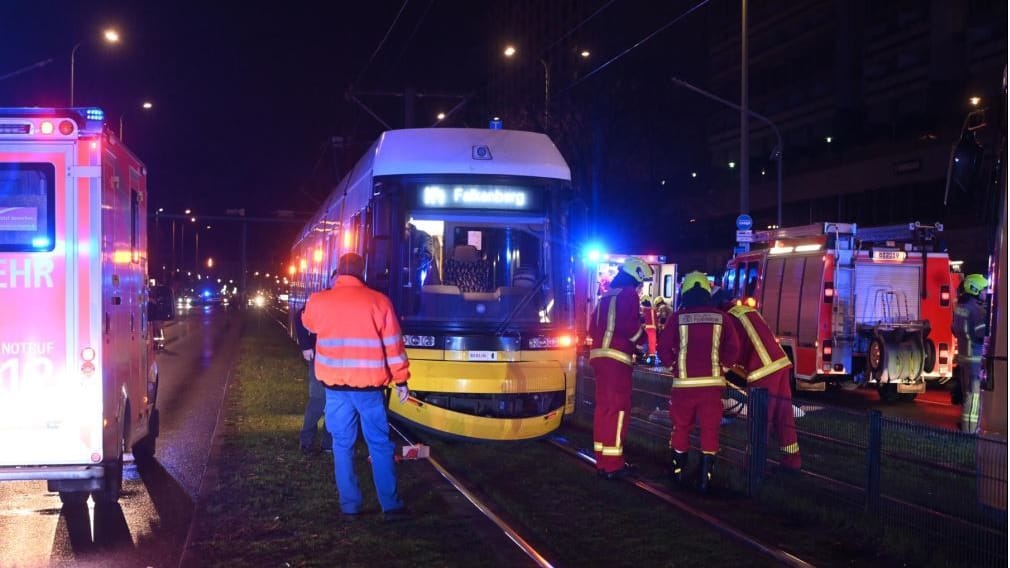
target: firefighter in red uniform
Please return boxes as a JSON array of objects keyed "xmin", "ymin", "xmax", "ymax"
[
  {"xmin": 658, "ymin": 272, "xmax": 740, "ymax": 493},
  {"xmin": 715, "ymin": 290, "xmax": 802, "ymax": 471},
  {"xmin": 589, "ymin": 257, "xmax": 653, "ymax": 479}
]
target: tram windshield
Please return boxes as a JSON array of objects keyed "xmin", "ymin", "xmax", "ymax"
[{"xmin": 394, "ymin": 212, "xmax": 560, "ymax": 330}]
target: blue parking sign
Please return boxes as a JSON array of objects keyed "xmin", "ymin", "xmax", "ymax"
[{"xmin": 736, "ymin": 214, "xmax": 753, "ymax": 231}]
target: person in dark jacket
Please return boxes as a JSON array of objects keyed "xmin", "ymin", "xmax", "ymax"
[
  {"xmin": 295, "ymin": 305, "xmax": 332, "ymax": 455},
  {"xmin": 952, "ymin": 273, "xmax": 989, "ymax": 433}
]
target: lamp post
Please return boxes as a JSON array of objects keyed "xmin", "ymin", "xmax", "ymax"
[
  {"xmin": 670, "ymin": 76, "xmax": 785, "ymax": 227},
  {"xmin": 503, "ymin": 45, "xmax": 550, "ymax": 124},
  {"xmin": 119, "ymin": 100, "xmax": 152, "ymax": 142},
  {"xmin": 70, "ymin": 28, "xmax": 120, "ymax": 107}
]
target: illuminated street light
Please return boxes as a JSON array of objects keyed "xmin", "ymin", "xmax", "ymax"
[
  {"xmin": 825, "ymin": 136, "xmax": 833, "ymax": 143},
  {"xmin": 728, "ymin": 161, "xmax": 736, "ymax": 169},
  {"xmin": 503, "ymin": 45, "xmax": 516, "ymax": 57},
  {"xmin": 142, "ymin": 101, "xmax": 153, "ymax": 109},
  {"xmin": 184, "ymin": 209, "xmax": 192, "ymax": 215},
  {"xmin": 691, "ymin": 172, "xmax": 698, "ymax": 178},
  {"xmin": 970, "ymin": 96, "xmax": 981, "ymax": 106},
  {"xmin": 207, "ymin": 258, "xmax": 214, "ymax": 268},
  {"xmin": 580, "ymin": 50, "xmax": 590, "ymax": 58},
  {"xmin": 436, "ymin": 112, "xmax": 446, "ymax": 120},
  {"xmin": 70, "ymin": 27, "xmax": 121, "ymax": 106},
  {"xmin": 120, "ymin": 100, "xmax": 153, "ymax": 142}
]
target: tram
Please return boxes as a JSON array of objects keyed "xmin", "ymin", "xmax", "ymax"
[{"xmin": 289, "ymin": 128, "xmax": 577, "ymax": 441}]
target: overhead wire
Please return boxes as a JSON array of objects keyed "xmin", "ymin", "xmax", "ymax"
[
  {"xmin": 352, "ymin": 0, "xmax": 412, "ymax": 88},
  {"xmin": 555, "ymin": 0, "xmax": 711, "ymax": 97}
]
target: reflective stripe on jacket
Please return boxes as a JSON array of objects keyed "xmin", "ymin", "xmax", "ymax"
[
  {"xmin": 302, "ymin": 275, "xmax": 409, "ymax": 388},
  {"xmin": 727, "ymin": 305, "xmax": 792, "ymax": 382},
  {"xmin": 658, "ymin": 307, "xmax": 740, "ymax": 388},
  {"xmin": 952, "ymin": 297, "xmax": 987, "ymax": 363},
  {"xmin": 589, "ymin": 286, "xmax": 644, "ymax": 366}
]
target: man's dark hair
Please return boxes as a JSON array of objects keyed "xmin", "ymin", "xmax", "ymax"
[{"xmin": 337, "ymin": 253, "xmax": 365, "ymax": 279}]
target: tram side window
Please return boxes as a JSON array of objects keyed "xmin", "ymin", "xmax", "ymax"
[{"xmin": 0, "ymin": 163, "xmax": 55, "ymax": 252}]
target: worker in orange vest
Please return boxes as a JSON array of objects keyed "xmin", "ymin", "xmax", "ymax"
[
  {"xmin": 589, "ymin": 257, "xmax": 653, "ymax": 479},
  {"xmin": 302, "ymin": 253, "xmax": 411, "ymax": 521},
  {"xmin": 658, "ymin": 272, "xmax": 740, "ymax": 493},
  {"xmin": 715, "ymin": 289, "xmax": 802, "ymax": 471}
]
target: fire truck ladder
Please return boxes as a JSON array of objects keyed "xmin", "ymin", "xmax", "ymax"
[{"xmin": 855, "ymin": 221, "xmax": 944, "ymax": 250}]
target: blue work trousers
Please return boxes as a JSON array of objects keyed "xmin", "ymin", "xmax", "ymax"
[
  {"xmin": 300, "ymin": 364, "xmax": 332, "ymax": 449},
  {"xmin": 324, "ymin": 388, "xmax": 403, "ymax": 514}
]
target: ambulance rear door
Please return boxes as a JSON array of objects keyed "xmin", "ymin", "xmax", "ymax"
[{"xmin": 0, "ymin": 119, "xmax": 102, "ymax": 472}]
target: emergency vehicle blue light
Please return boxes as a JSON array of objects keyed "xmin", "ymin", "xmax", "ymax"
[
  {"xmin": 85, "ymin": 108, "xmax": 104, "ymax": 121},
  {"xmin": 202, "ymin": 290, "xmax": 211, "ymax": 298},
  {"xmin": 31, "ymin": 237, "xmax": 51, "ymax": 249},
  {"xmin": 583, "ymin": 244, "xmax": 604, "ymax": 262}
]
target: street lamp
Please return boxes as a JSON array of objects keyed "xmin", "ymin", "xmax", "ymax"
[
  {"xmin": 70, "ymin": 28, "xmax": 120, "ymax": 106},
  {"xmin": 119, "ymin": 100, "xmax": 153, "ymax": 142},
  {"xmin": 503, "ymin": 45, "xmax": 550, "ymax": 123}
]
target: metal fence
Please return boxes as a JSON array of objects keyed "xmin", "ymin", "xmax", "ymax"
[{"xmin": 575, "ymin": 361, "xmax": 1008, "ymax": 567}]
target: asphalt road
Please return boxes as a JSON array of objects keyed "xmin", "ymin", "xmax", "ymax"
[{"xmin": 0, "ymin": 304, "xmax": 242, "ymax": 568}]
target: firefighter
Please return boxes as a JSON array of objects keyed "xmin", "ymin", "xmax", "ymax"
[
  {"xmin": 654, "ymin": 297, "xmax": 673, "ymax": 332},
  {"xmin": 714, "ymin": 289, "xmax": 802, "ymax": 471},
  {"xmin": 589, "ymin": 256, "xmax": 653, "ymax": 479},
  {"xmin": 641, "ymin": 296, "xmax": 658, "ymax": 364},
  {"xmin": 657, "ymin": 271, "xmax": 740, "ymax": 493},
  {"xmin": 952, "ymin": 273, "xmax": 988, "ymax": 433}
]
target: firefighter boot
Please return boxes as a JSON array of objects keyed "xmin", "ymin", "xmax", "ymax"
[
  {"xmin": 670, "ymin": 450, "xmax": 687, "ymax": 486},
  {"xmin": 698, "ymin": 454, "xmax": 716, "ymax": 494}
]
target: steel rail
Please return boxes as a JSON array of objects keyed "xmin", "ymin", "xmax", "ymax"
[
  {"xmin": 545, "ymin": 438, "xmax": 816, "ymax": 568},
  {"xmin": 389, "ymin": 423, "xmax": 555, "ymax": 568}
]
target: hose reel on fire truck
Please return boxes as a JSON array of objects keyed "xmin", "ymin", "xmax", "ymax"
[{"xmin": 866, "ymin": 327, "xmax": 926, "ymax": 383}]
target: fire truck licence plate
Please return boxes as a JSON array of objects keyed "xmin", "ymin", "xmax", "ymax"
[{"xmin": 468, "ymin": 351, "xmax": 498, "ymax": 361}]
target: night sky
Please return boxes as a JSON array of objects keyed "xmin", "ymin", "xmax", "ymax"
[{"xmin": 2, "ymin": 1, "xmax": 747, "ymax": 277}]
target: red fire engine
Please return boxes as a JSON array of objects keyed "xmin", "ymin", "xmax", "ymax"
[
  {"xmin": 574, "ymin": 251, "xmax": 677, "ymax": 363},
  {"xmin": 723, "ymin": 221, "xmax": 957, "ymax": 401},
  {"xmin": 0, "ymin": 108, "xmax": 164, "ymax": 503}
]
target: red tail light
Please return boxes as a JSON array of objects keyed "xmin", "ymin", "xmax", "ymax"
[
  {"xmin": 824, "ymin": 282, "xmax": 834, "ymax": 302},
  {"xmin": 938, "ymin": 343, "xmax": 950, "ymax": 365},
  {"xmin": 822, "ymin": 340, "xmax": 833, "ymax": 358},
  {"xmin": 940, "ymin": 285, "xmax": 951, "ymax": 307}
]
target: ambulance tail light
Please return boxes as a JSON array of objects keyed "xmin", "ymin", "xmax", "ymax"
[
  {"xmin": 39, "ymin": 121, "xmax": 55, "ymax": 135},
  {"xmin": 81, "ymin": 347, "xmax": 97, "ymax": 376},
  {"xmin": 824, "ymin": 282, "xmax": 834, "ymax": 302},
  {"xmin": 940, "ymin": 285, "xmax": 951, "ymax": 307},
  {"xmin": 58, "ymin": 120, "xmax": 75, "ymax": 135}
]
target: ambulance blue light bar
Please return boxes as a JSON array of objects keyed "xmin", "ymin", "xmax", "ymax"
[
  {"xmin": 31, "ymin": 237, "xmax": 51, "ymax": 249},
  {"xmin": 84, "ymin": 108, "xmax": 104, "ymax": 121}
]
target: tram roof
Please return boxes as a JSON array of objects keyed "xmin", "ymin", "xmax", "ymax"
[{"xmin": 369, "ymin": 128, "xmax": 571, "ymax": 181}]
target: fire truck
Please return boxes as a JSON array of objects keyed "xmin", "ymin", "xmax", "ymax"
[
  {"xmin": 574, "ymin": 251, "xmax": 677, "ymax": 363},
  {"xmin": 0, "ymin": 108, "xmax": 164, "ymax": 504},
  {"xmin": 723, "ymin": 221, "xmax": 957, "ymax": 401}
]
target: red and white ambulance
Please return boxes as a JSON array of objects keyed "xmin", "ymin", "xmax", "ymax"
[
  {"xmin": 0, "ymin": 108, "xmax": 162, "ymax": 503},
  {"xmin": 723, "ymin": 222, "xmax": 957, "ymax": 401},
  {"xmin": 574, "ymin": 250, "xmax": 677, "ymax": 363}
]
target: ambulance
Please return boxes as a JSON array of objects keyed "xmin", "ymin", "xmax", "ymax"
[
  {"xmin": 723, "ymin": 221, "xmax": 957, "ymax": 401},
  {"xmin": 574, "ymin": 250, "xmax": 677, "ymax": 363},
  {"xmin": 0, "ymin": 108, "xmax": 164, "ymax": 504}
]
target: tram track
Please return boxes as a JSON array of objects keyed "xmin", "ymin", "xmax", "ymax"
[{"xmin": 542, "ymin": 437, "xmax": 817, "ymax": 568}]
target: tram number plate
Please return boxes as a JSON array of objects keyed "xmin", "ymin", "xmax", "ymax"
[{"xmin": 468, "ymin": 350, "xmax": 498, "ymax": 361}]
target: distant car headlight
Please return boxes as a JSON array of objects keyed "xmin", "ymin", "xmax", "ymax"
[{"xmin": 253, "ymin": 295, "xmax": 266, "ymax": 308}]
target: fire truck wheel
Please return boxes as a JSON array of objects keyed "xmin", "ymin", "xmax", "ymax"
[
  {"xmin": 58, "ymin": 491, "xmax": 89, "ymax": 505},
  {"xmin": 922, "ymin": 340, "xmax": 937, "ymax": 374},
  {"xmin": 868, "ymin": 339, "xmax": 885, "ymax": 376},
  {"xmin": 878, "ymin": 383, "xmax": 900, "ymax": 404}
]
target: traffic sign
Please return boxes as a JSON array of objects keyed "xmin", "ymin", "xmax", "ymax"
[
  {"xmin": 736, "ymin": 214, "xmax": 753, "ymax": 231},
  {"xmin": 736, "ymin": 230, "xmax": 754, "ymax": 243},
  {"xmin": 733, "ymin": 244, "xmax": 750, "ymax": 255}
]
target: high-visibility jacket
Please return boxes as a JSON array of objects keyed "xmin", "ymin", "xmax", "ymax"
[
  {"xmin": 952, "ymin": 296, "xmax": 987, "ymax": 363},
  {"xmin": 589, "ymin": 285, "xmax": 644, "ymax": 366},
  {"xmin": 726, "ymin": 305, "xmax": 792, "ymax": 382},
  {"xmin": 302, "ymin": 275, "xmax": 409, "ymax": 388},
  {"xmin": 657, "ymin": 307, "xmax": 740, "ymax": 388}
]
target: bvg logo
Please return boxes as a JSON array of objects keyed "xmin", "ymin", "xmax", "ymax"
[{"xmin": 471, "ymin": 145, "xmax": 493, "ymax": 160}]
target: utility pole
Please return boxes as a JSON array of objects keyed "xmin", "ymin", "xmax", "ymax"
[{"xmin": 740, "ymin": 0, "xmax": 750, "ymax": 216}]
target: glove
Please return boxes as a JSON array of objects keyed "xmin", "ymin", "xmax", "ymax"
[
  {"xmin": 393, "ymin": 383, "xmax": 409, "ymax": 403},
  {"xmin": 301, "ymin": 349, "xmax": 314, "ymax": 362}
]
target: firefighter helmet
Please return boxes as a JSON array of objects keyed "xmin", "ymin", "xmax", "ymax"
[
  {"xmin": 622, "ymin": 257, "xmax": 655, "ymax": 284},
  {"xmin": 680, "ymin": 271, "xmax": 712, "ymax": 294},
  {"xmin": 963, "ymin": 273, "xmax": 988, "ymax": 297}
]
